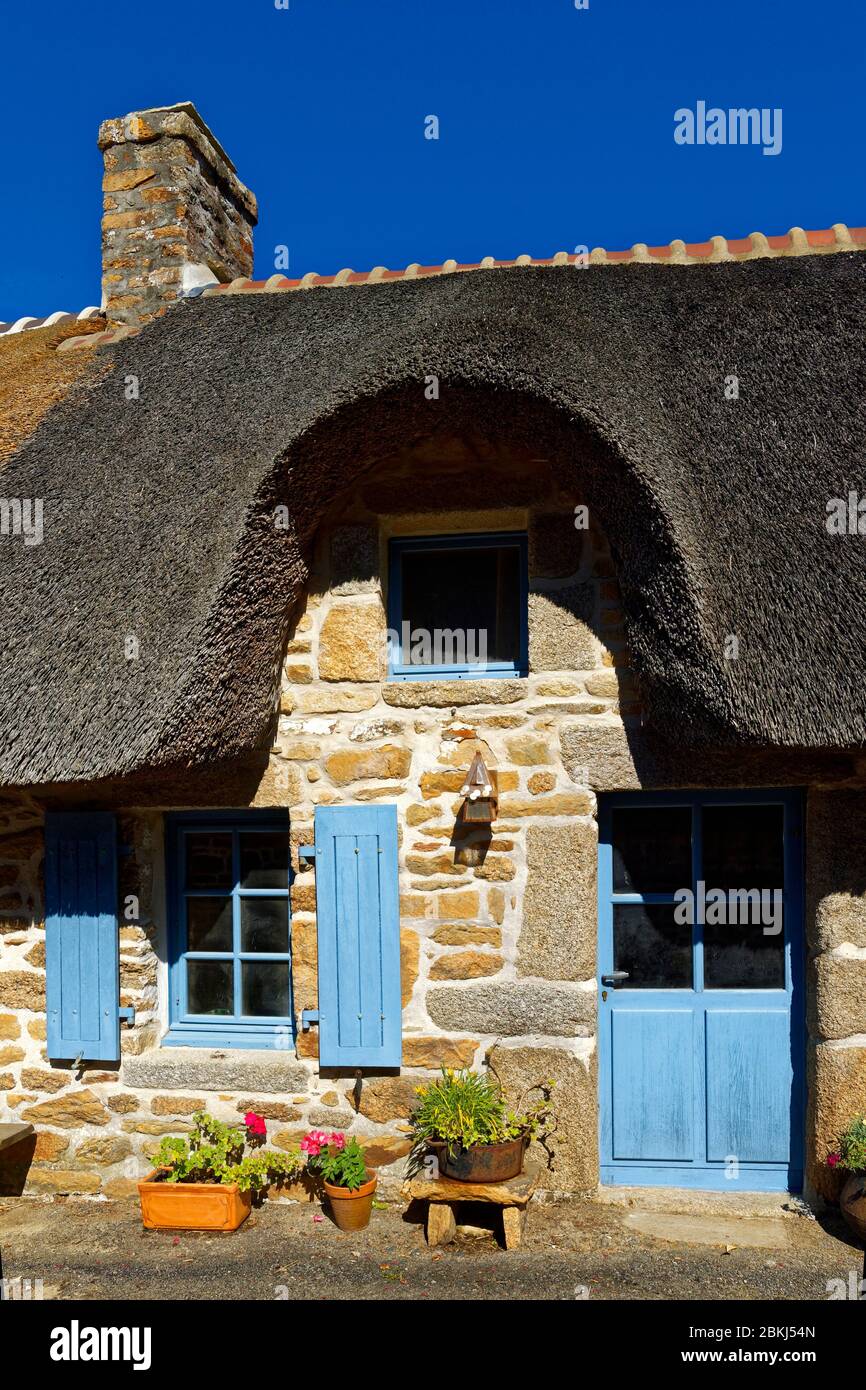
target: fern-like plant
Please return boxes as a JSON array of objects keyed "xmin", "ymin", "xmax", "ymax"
[
  {"xmin": 408, "ymin": 1067, "xmax": 556, "ymax": 1166},
  {"xmin": 151, "ymin": 1111, "xmax": 302, "ymax": 1194}
]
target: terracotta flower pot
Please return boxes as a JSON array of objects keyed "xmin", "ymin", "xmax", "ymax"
[
  {"xmin": 138, "ymin": 1170, "xmax": 251, "ymax": 1232},
  {"xmin": 840, "ymin": 1171, "xmax": 866, "ymax": 1242},
  {"xmin": 323, "ymin": 1173, "xmax": 377, "ymax": 1231},
  {"xmin": 427, "ymin": 1135, "xmax": 527, "ymax": 1183}
]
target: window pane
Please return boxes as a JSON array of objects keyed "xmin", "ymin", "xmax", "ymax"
[
  {"xmin": 240, "ymin": 898, "xmax": 289, "ymax": 953},
  {"xmin": 400, "ymin": 543, "xmax": 520, "ymax": 668},
  {"xmin": 242, "ymin": 961, "xmax": 290, "ymax": 1017},
  {"xmin": 239, "ymin": 830, "xmax": 289, "ymax": 889},
  {"xmin": 612, "ymin": 807, "xmax": 692, "ymax": 894},
  {"xmin": 187, "ymin": 897, "xmax": 233, "ymax": 952},
  {"xmin": 613, "ymin": 904, "xmax": 693, "ymax": 988},
  {"xmin": 702, "ymin": 805, "xmax": 784, "ymax": 890},
  {"xmin": 185, "ymin": 832, "xmax": 233, "ymax": 890},
  {"xmin": 187, "ymin": 959, "xmax": 233, "ymax": 1015},
  {"xmin": 704, "ymin": 901, "xmax": 785, "ymax": 989}
]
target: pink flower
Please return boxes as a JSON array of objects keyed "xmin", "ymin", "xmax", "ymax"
[
  {"xmin": 301, "ymin": 1128, "xmax": 332, "ymax": 1158},
  {"xmin": 827, "ymin": 1152, "xmax": 841, "ymax": 1168},
  {"xmin": 329, "ymin": 1132, "xmax": 346, "ymax": 1149},
  {"xmin": 244, "ymin": 1111, "xmax": 267, "ymax": 1137}
]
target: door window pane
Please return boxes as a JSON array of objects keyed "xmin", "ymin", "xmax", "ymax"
[
  {"xmin": 239, "ymin": 831, "xmax": 289, "ymax": 889},
  {"xmin": 612, "ymin": 807, "xmax": 692, "ymax": 893},
  {"xmin": 702, "ymin": 805, "xmax": 784, "ymax": 890},
  {"xmin": 187, "ymin": 896, "xmax": 233, "ymax": 952},
  {"xmin": 185, "ymin": 832, "xmax": 233, "ymax": 890},
  {"xmin": 613, "ymin": 904, "xmax": 693, "ymax": 989},
  {"xmin": 704, "ymin": 901, "xmax": 785, "ymax": 988},
  {"xmin": 187, "ymin": 959, "xmax": 233, "ymax": 1015},
  {"xmin": 242, "ymin": 961, "xmax": 290, "ymax": 1017},
  {"xmin": 240, "ymin": 898, "xmax": 289, "ymax": 953}
]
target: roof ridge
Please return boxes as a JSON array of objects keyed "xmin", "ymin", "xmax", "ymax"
[
  {"xmin": 197, "ymin": 223, "xmax": 866, "ymax": 299},
  {"xmin": 19, "ymin": 221, "xmax": 865, "ymax": 352},
  {"xmin": 0, "ymin": 306, "xmax": 103, "ymax": 338}
]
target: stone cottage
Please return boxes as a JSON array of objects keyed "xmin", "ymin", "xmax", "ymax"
[{"xmin": 0, "ymin": 102, "xmax": 865, "ymax": 1205}]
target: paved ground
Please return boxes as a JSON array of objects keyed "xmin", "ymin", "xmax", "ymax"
[{"xmin": 1, "ymin": 1192, "xmax": 863, "ymax": 1301}]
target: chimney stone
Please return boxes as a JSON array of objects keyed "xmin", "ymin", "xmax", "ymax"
[{"xmin": 98, "ymin": 102, "xmax": 257, "ymax": 326}]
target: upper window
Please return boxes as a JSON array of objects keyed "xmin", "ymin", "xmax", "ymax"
[
  {"xmin": 387, "ymin": 532, "xmax": 528, "ymax": 680},
  {"xmin": 166, "ymin": 814, "xmax": 292, "ymax": 1048}
]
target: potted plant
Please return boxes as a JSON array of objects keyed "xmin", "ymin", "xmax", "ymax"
[
  {"xmin": 827, "ymin": 1116, "xmax": 866, "ymax": 1241},
  {"xmin": 138, "ymin": 1111, "xmax": 302, "ymax": 1232},
  {"xmin": 300, "ymin": 1129, "xmax": 377, "ymax": 1231},
  {"xmin": 408, "ymin": 1068, "xmax": 555, "ymax": 1183}
]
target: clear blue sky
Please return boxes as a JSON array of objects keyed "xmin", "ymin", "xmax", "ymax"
[{"xmin": 1, "ymin": 0, "xmax": 862, "ymax": 319}]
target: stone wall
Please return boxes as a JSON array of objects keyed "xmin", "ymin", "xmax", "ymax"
[
  {"xmin": 804, "ymin": 791, "xmax": 866, "ymax": 1201},
  {"xmin": 2, "ymin": 434, "xmax": 865, "ymax": 1203},
  {"xmin": 0, "ymin": 438, "xmax": 619, "ymax": 1196}
]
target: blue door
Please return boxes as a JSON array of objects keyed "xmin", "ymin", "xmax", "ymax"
[{"xmin": 598, "ymin": 790, "xmax": 804, "ymax": 1191}]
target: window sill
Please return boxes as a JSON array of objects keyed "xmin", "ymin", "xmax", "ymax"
[
  {"xmin": 388, "ymin": 668, "xmax": 527, "ymax": 682},
  {"xmin": 123, "ymin": 1044, "xmax": 310, "ymax": 1094},
  {"xmin": 382, "ymin": 677, "xmax": 527, "ymax": 707}
]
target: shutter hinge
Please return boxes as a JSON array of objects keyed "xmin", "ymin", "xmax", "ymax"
[
  {"xmin": 300, "ymin": 1009, "xmax": 320, "ymax": 1032},
  {"xmin": 298, "ymin": 844, "xmax": 316, "ymax": 864},
  {"xmin": 118, "ymin": 1006, "xmax": 135, "ymax": 1027}
]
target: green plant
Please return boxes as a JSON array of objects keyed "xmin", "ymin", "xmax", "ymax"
[
  {"xmin": 408, "ymin": 1067, "xmax": 556, "ymax": 1164},
  {"xmin": 300, "ymin": 1130, "xmax": 369, "ymax": 1190},
  {"xmin": 151, "ymin": 1111, "xmax": 302, "ymax": 1194},
  {"xmin": 827, "ymin": 1116, "xmax": 866, "ymax": 1173}
]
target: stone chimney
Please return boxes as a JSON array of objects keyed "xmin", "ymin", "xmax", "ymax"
[{"xmin": 98, "ymin": 102, "xmax": 257, "ymax": 326}]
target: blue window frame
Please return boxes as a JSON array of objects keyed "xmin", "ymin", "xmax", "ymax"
[
  {"xmin": 387, "ymin": 532, "xmax": 528, "ymax": 681},
  {"xmin": 165, "ymin": 812, "xmax": 293, "ymax": 1050}
]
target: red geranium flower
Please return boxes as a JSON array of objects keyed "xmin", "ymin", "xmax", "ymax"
[
  {"xmin": 244, "ymin": 1111, "xmax": 267, "ymax": 1137},
  {"xmin": 827, "ymin": 1152, "xmax": 841, "ymax": 1168}
]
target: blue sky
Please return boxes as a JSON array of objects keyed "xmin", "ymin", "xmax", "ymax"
[{"xmin": 1, "ymin": 0, "xmax": 862, "ymax": 319}]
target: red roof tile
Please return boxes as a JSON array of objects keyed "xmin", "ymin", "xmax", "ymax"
[{"xmin": 198, "ymin": 224, "xmax": 866, "ymax": 299}]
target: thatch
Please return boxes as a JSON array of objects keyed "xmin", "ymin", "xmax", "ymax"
[
  {"xmin": 0, "ymin": 320, "xmax": 108, "ymax": 466},
  {"xmin": 0, "ymin": 253, "xmax": 865, "ymax": 787}
]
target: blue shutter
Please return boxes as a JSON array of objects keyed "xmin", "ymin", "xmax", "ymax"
[
  {"xmin": 45, "ymin": 812, "xmax": 119, "ymax": 1062},
  {"xmin": 313, "ymin": 805, "xmax": 401, "ymax": 1068}
]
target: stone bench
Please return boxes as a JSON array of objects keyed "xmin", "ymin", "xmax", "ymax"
[{"xmin": 402, "ymin": 1163, "xmax": 539, "ymax": 1249}]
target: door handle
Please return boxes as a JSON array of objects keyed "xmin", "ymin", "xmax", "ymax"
[{"xmin": 601, "ymin": 972, "xmax": 629, "ymax": 987}]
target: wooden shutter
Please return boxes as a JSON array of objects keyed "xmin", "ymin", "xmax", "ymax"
[
  {"xmin": 313, "ymin": 805, "xmax": 401, "ymax": 1068},
  {"xmin": 45, "ymin": 812, "xmax": 119, "ymax": 1062}
]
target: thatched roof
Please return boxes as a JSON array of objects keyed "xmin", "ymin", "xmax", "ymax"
[
  {"xmin": 0, "ymin": 319, "xmax": 107, "ymax": 466},
  {"xmin": 1, "ymin": 252, "xmax": 865, "ymax": 787}
]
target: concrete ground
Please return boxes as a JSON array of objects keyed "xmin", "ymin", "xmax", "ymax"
[{"xmin": 1, "ymin": 1190, "xmax": 863, "ymax": 1301}]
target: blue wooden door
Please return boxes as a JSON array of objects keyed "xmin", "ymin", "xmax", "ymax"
[{"xmin": 598, "ymin": 791, "xmax": 804, "ymax": 1191}]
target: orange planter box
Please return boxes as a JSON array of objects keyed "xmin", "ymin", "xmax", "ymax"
[{"xmin": 138, "ymin": 1170, "xmax": 252, "ymax": 1231}]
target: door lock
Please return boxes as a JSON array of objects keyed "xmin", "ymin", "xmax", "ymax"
[{"xmin": 601, "ymin": 971, "xmax": 630, "ymax": 988}]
